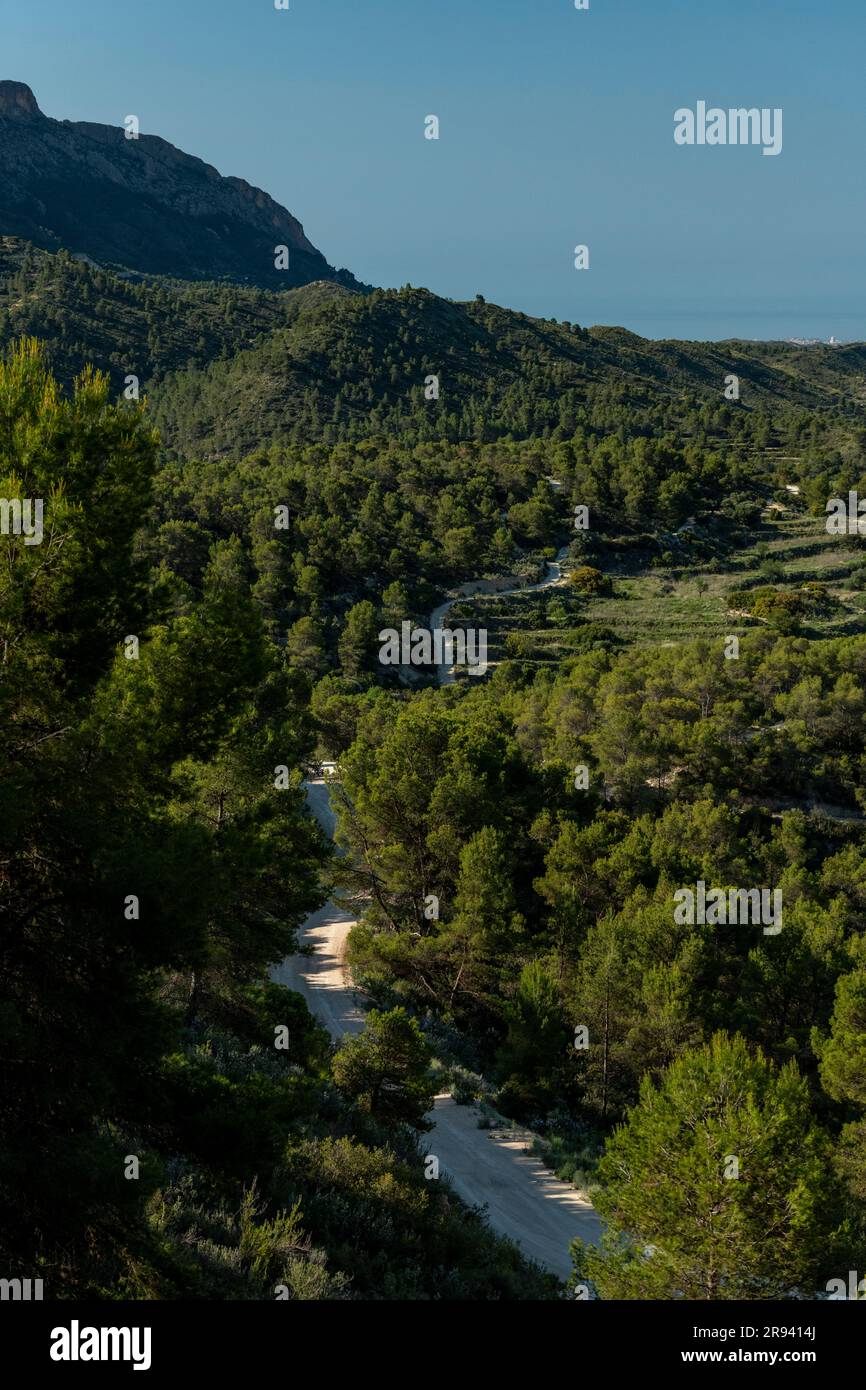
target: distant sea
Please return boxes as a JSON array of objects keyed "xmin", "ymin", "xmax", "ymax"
[{"xmin": 617, "ymin": 312, "xmax": 866, "ymax": 344}]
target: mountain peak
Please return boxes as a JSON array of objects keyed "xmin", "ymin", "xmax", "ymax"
[
  {"xmin": 0, "ymin": 84, "xmax": 363, "ymax": 292},
  {"xmin": 0, "ymin": 81, "xmax": 42, "ymax": 118}
]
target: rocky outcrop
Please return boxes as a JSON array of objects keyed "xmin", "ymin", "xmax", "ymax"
[
  {"xmin": 0, "ymin": 82, "xmax": 361, "ymax": 290},
  {"xmin": 0, "ymin": 81, "xmax": 41, "ymax": 118}
]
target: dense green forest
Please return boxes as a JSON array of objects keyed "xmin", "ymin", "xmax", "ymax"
[
  {"xmin": 4, "ymin": 239, "xmax": 866, "ymax": 1299},
  {"xmin": 0, "ymin": 340, "xmax": 553, "ymax": 1299}
]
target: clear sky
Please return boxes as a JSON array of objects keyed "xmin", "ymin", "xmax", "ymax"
[{"xmin": 2, "ymin": 0, "xmax": 864, "ymax": 340}]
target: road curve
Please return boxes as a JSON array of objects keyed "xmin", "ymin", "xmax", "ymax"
[
  {"xmin": 430, "ymin": 545, "xmax": 570, "ymax": 685},
  {"xmin": 271, "ymin": 779, "xmax": 365, "ymax": 1038},
  {"xmin": 274, "ymin": 775, "xmax": 601, "ymax": 1281},
  {"xmin": 270, "ymin": 895, "xmax": 365, "ymax": 1040}
]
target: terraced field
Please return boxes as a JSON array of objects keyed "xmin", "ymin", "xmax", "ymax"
[{"xmin": 445, "ymin": 503, "xmax": 866, "ymax": 666}]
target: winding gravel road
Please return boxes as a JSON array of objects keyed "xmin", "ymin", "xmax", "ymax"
[
  {"xmin": 273, "ymin": 774, "xmax": 601, "ymax": 1282},
  {"xmin": 430, "ymin": 545, "xmax": 571, "ymax": 685}
]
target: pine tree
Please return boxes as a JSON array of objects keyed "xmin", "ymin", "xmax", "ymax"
[
  {"xmin": 573, "ymin": 1033, "xmax": 840, "ymax": 1299},
  {"xmin": 332, "ymin": 1008, "xmax": 435, "ymax": 1129}
]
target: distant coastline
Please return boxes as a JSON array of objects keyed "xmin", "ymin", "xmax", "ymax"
[{"xmin": 589, "ymin": 312, "xmax": 865, "ymax": 344}]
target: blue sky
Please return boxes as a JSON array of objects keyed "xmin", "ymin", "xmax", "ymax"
[{"xmin": 2, "ymin": 0, "xmax": 864, "ymax": 339}]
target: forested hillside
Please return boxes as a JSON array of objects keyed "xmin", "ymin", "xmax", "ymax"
[
  {"xmin": 4, "ymin": 235, "xmax": 866, "ymax": 451},
  {"xmin": 0, "ymin": 341, "xmax": 554, "ymax": 1299},
  {"xmin": 0, "ymin": 237, "xmax": 350, "ymax": 389},
  {"xmin": 4, "ymin": 222, "xmax": 866, "ymax": 1300}
]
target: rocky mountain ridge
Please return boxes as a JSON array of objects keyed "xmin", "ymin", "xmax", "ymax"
[{"xmin": 0, "ymin": 80, "xmax": 361, "ymax": 291}]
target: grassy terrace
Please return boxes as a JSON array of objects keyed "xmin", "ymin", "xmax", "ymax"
[{"xmin": 448, "ymin": 505, "xmax": 866, "ymax": 666}]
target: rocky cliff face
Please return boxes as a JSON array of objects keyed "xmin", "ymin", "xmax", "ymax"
[{"xmin": 0, "ymin": 81, "xmax": 360, "ymax": 290}]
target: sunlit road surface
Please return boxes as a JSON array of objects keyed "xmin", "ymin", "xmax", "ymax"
[{"xmin": 431, "ymin": 1095, "xmax": 601, "ymax": 1279}]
